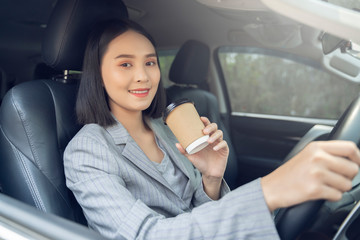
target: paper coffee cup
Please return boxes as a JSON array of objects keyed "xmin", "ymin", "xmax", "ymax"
[{"xmin": 163, "ymin": 99, "xmax": 209, "ymax": 154}]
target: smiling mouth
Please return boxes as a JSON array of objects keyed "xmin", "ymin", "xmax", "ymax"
[
  {"xmin": 129, "ymin": 90, "xmax": 149, "ymax": 94},
  {"xmin": 128, "ymin": 89, "xmax": 150, "ymax": 97}
]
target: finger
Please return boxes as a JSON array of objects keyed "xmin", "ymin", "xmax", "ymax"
[
  {"xmin": 208, "ymin": 130, "xmax": 223, "ymax": 144},
  {"xmin": 321, "ymin": 169, "xmax": 354, "ymax": 192},
  {"xmin": 203, "ymin": 123, "xmax": 218, "ymax": 135},
  {"xmin": 213, "ymin": 140, "xmax": 228, "ymax": 151},
  {"xmin": 317, "ymin": 185, "xmax": 343, "ymax": 202},
  {"xmin": 175, "ymin": 143, "xmax": 187, "ymax": 155},
  {"xmin": 200, "ymin": 116, "xmax": 210, "ymax": 126},
  {"xmin": 326, "ymin": 155, "xmax": 359, "ymax": 180},
  {"xmin": 316, "ymin": 141, "xmax": 360, "ymax": 165}
]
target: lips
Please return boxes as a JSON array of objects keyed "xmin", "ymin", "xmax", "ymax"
[{"xmin": 128, "ymin": 88, "xmax": 150, "ymax": 97}]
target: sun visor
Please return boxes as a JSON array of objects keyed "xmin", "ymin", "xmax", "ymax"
[
  {"xmin": 243, "ymin": 23, "xmax": 302, "ymax": 48},
  {"xmin": 196, "ymin": 0, "xmax": 268, "ymax": 11},
  {"xmin": 261, "ymin": 0, "xmax": 360, "ymax": 45}
]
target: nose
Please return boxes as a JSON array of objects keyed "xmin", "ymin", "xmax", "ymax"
[{"xmin": 135, "ymin": 65, "xmax": 149, "ymax": 83}]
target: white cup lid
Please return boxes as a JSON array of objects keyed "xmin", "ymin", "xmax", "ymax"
[{"xmin": 185, "ymin": 135, "xmax": 209, "ymax": 154}]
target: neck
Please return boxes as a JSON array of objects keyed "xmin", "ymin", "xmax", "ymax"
[{"xmin": 111, "ymin": 108, "xmax": 149, "ymax": 135}]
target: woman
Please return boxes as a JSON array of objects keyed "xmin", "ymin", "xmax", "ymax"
[{"xmin": 64, "ymin": 19, "xmax": 360, "ymax": 240}]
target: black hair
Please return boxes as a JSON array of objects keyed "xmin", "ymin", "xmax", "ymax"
[{"xmin": 76, "ymin": 18, "xmax": 166, "ymax": 127}]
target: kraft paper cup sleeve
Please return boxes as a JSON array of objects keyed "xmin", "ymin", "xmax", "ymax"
[
  {"xmin": 164, "ymin": 98, "xmax": 209, "ymax": 154},
  {"xmin": 163, "ymin": 98, "xmax": 194, "ymax": 124}
]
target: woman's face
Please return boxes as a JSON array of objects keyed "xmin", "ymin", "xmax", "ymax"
[{"xmin": 101, "ymin": 30, "xmax": 160, "ymax": 117}]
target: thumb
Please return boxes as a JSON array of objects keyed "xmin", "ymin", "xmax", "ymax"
[
  {"xmin": 176, "ymin": 143, "xmax": 190, "ymax": 157},
  {"xmin": 175, "ymin": 143, "xmax": 187, "ymax": 155}
]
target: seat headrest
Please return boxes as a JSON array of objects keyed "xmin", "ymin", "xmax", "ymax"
[
  {"xmin": 169, "ymin": 40, "xmax": 210, "ymax": 86},
  {"xmin": 33, "ymin": 63, "xmax": 63, "ymax": 80},
  {"xmin": 42, "ymin": 0, "xmax": 128, "ymax": 71}
]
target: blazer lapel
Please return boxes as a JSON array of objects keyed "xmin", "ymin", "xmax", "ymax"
[
  {"xmin": 106, "ymin": 121, "xmax": 173, "ymax": 191},
  {"xmin": 148, "ymin": 118, "xmax": 198, "ymax": 186}
]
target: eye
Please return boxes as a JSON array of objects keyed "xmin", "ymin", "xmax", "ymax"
[
  {"xmin": 146, "ymin": 60, "xmax": 157, "ymax": 66},
  {"xmin": 120, "ymin": 62, "xmax": 132, "ymax": 68}
]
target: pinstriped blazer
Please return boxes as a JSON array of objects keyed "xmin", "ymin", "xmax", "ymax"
[{"xmin": 64, "ymin": 117, "xmax": 279, "ymax": 240}]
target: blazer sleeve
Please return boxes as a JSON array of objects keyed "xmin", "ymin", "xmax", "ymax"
[
  {"xmin": 64, "ymin": 135, "xmax": 279, "ymax": 240},
  {"xmin": 192, "ymin": 178, "xmax": 230, "ymax": 207}
]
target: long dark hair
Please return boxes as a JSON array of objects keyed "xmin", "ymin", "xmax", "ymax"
[{"xmin": 76, "ymin": 19, "xmax": 166, "ymax": 127}]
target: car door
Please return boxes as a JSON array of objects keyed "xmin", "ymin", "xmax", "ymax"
[{"xmin": 215, "ymin": 46, "xmax": 360, "ymax": 185}]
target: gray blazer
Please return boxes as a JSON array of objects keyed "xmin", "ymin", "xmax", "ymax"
[{"xmin": 64, "ymin": 118, "xmax": 279, "ymax": 239}]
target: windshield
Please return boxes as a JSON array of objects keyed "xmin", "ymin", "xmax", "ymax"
[{"xmin": 328, "ymin": 0, "xmax": 360, "ymax": 11}]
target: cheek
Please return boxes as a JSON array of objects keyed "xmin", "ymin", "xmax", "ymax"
[
  {"xmin": 101, "ymin": 70, "xmax": 121, "ymax": 101},
  {"xmin": 151, "ymin": 67, "xmax": 161, "ymax": 84},
  {"xmin": 151, "ymin": 70, "xmax": 161, "ymax": 95},
  {"xmin": 101, "ymin": 71, "xmax": 113, "ymax": 89},
  {"xmin": 102, "ymin": 66, "xmax": 125, "ymax": 89}
]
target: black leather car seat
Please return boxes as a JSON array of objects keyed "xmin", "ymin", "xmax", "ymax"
[
  {"xmin": 0, "ymin": 68, "xmax": 12, "ymax": 106},
  {"xmin": 0, "ymin": 0, "xmax": 128, "ymax": 225},
  {"xmin": 33, "ymin": 62, "xmax": 63, "ymax": 80},
  {"xmin": 166, "ymin": 40, "xmax": 239, "ymax": 189}
]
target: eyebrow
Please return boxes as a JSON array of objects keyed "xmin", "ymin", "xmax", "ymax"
[{"xmin": 114, "ymin": 53, "xmax": 157, "ymax": 59}]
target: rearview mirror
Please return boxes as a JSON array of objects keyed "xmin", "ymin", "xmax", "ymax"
[
  {"xmin": 321, "ymin": 32, "xmax": 347, "ymax": 55},
  {"xmin": 321, "ymin": 32, "xmax": 360, "ymax": 60}
]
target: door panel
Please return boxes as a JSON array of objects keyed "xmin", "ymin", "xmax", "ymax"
[
  {"xmin": 215, "ymin": 46, "xmax": 356, "ymax": 186},
  {"xmin": 228, "ymin": 114, "xmax": 333, "ymax": 185}
]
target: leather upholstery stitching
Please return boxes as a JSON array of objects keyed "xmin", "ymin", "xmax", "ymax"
[
  {"xmin": 1, "ymin": 126, "xmax": 46, "ymax": 211},
  {"xmin": 41, "ymin": 80, "xmax": 74, "ymax": 210},
  {"xmin": 10, "ymin": 89, "xmax": 42, "ymax": 169}
]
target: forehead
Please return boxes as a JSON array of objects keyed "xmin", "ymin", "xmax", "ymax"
[{"xmin": 106, "ymin": 30, "xmax": 156, "ymax": 54}]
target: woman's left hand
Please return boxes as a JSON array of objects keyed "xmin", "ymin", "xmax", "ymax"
[{"xmin": 176, "ymin": 117, "xmax": 229, "ymax": 199}]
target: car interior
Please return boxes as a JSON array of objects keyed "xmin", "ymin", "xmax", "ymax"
[{"xmin": 1, "ymin": 0, "xmax": 360, "ymax": 239}]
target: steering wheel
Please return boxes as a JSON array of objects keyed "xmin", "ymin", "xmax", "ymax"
[{"xmin": 275, "ymin": 95, "xmax": 360, "ymax": 240}]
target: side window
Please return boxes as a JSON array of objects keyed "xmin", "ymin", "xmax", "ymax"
[
  {"xmin": 217, "ymin": 47, "xmax": 360, "ymax": 119},
  {"xmin": 158, "ymin": 49, "xmax": 178, "ymax": 88}
]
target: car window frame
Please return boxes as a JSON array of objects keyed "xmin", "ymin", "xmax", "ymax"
[{"xmin": 214, "ymin": 46, "xmax": 356, "ymax": 124}]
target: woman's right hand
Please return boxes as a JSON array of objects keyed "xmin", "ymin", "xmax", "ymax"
[{"xmin": 261, "ymin": 140, "xmax": 360, "ymax": 212}]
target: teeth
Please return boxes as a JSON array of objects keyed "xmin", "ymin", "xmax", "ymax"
[{"xmin": 130, "ymin": 90, "xmax": 148, "ymax": 94}]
